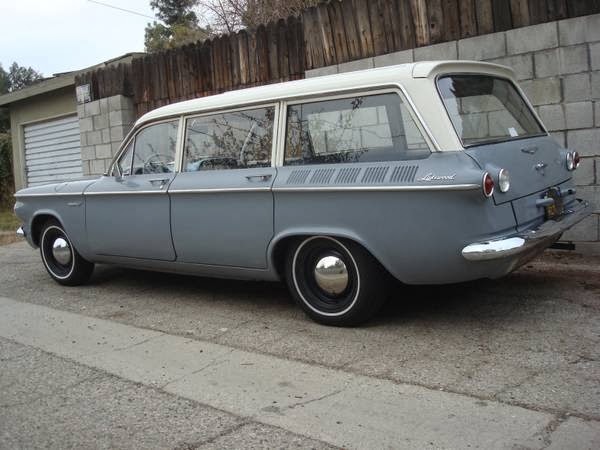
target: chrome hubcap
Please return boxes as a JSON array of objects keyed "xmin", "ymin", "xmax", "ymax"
[
  {"xmin": 51, "ymin": 238, "xmax": 72, "ymax": 266},
  {"xmin": 314, "ymin": 255, "xmax": 349, "ymax": 296}
]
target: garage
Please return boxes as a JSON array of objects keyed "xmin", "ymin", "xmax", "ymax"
[{"xmin": 23, "ymin": 115, "xmax": 82, "ymax": 186}]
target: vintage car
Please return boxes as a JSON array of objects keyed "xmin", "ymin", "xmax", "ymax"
[{"xmin": 14, "ymin": 61, "xmax": 592, "ymax": 326}]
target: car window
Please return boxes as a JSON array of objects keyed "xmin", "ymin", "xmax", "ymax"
[
  {"xmin": 130, "ymin": 121, "xmax": 179, "ymax": 175},
  {"xmin": 284, "ymin": 93, "xmax": 430, "ymax": 165},
  {"xmin": 183, "ymin": 106, "xmax": 275, "ymax": 171},
  {"xmin": 437, "ymin": 75, "xmax": 545, "ymax": 146}
]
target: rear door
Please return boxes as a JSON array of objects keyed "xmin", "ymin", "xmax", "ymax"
[{"xmin": 168, "ymin": 104, "xmax": 277, "ymax": 268}]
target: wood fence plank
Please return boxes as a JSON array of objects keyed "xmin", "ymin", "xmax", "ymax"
[
  {"xmin": 396, "ymin": 0, "xmax": 417, "ymax": 49},
  {"xmin": 268, "ymin": 22, "xmax": 280, "ymax": 81},
  {"xmin": 458, "ymin": 0, "xmax": 478, "ymax": 37},
  {"xmin": 369, "ymin": 0, "xmax": 389, "ymax": 55},
  {"xmin": 510, "ymin": 0, "xmax": 530, "ymax": 27},
  {"xmin": 476, "ymin": 0, "xmax": 494, "ymax": 34},
  {"xmin": 410, "ymin": 0, "xmax": 430, "ymax": 46},
  {"xmin": 441, "ymin": 0, "xmax": 460, "ymax": 41},
  {"xmin": 238, "ymin": 30, "xmax": 250, "ymax": 86},
  {"xmin": 317, "ymin": 3, "xmax": 337, "ymax": 65},
  {"xmin": 492, "ymin": 0, "xmax": 513, "ymax": 31},
  {"xmin": 528, "ymin": 0, "xmax": 548, "ymax": 24},
  {"xmin": 354, "ymin": 0, "xmax": 374, "ymax": 56},
  {"xmin": 547, "ymin": 0, "xmax": 568, "ymax": 20},
  {"xmin": 328, "ymin": 0, "xmax": 350, "ymax": 63},
  {"xmin": 278, "ymin": 19, "xmax": 290, "ymax": 80},
  {"xmin": 341, "ymin": 0, "xmax": 361, "ymax": 59},
  {"xmin": 427, "ymin": 0, "xmax": 444, "ymax": 44}
]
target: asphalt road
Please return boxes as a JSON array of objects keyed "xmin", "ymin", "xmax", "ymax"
[{"xmin": 1, "ymin": 240, "xmax": 599, "ymax": 449}]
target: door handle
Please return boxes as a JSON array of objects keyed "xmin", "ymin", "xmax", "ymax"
[
  {"xmin": 245, "ymin": 174, "xmax": 272, "ymax": 182},
  {"xmin": 149, "ymin": 178, "xmax": 170, "ymax": 189}
]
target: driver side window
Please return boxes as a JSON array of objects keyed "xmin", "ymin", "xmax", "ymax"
[{"xmin": 117, "ymin": 120, "xmax": 179, "ymax": 175}]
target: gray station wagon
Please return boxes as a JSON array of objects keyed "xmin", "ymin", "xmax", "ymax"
[{"xmin": 14, "ymin": 61, "xmax": 592, "ymax": 326}]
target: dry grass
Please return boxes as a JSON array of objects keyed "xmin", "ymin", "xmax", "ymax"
[
  {"xmin": 0, "ymin": 233, "xmax": 21, "ymax": 246},
  {"xmin": 0, "ymin": 209, "xmax": 19, "ymax": 232}
]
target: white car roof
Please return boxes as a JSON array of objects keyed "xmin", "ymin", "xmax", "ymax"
[{"xmin": 136, "ymin": 60, "xmax": 515, "ymax": 127}]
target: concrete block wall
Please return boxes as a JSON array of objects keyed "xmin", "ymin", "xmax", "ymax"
[
  {"xmin": 77, "ymin": 95, "xmax": 135, "ymax": 176},
  {"xmin": 307, "ymin": 14, "xmax": 600, "ymax": 254}
]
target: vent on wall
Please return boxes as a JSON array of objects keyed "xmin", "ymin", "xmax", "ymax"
[{"xmin": 390, "ymin": 165, "xmax": 418, "ymax": 183}]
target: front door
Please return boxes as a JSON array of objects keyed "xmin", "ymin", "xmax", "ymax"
[
  {"xmin": 169, "ymin": 105, "xmax": 277, "ymax": 268},
  {"xmin": 85, "ymin": 120, "xmax": 179, "ymax": 261}
]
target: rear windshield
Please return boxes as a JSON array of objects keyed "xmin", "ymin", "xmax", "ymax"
[{"xmin": 437, "ymin": 75, "xmax": 545, "ymax": 146}]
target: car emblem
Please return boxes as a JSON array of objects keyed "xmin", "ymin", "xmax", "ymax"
[
  {"xmin": 417, "ymin": 173, "xmax": 456, "ymax": 182},
  {"xmin": 534, "ymin": 162, "xmax": 547, "ymax": 175}
]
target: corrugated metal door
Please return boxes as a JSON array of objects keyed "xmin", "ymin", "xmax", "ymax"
[{"xmin": 24, "ymin": 115, "xmax": 83, "ymax": 186}]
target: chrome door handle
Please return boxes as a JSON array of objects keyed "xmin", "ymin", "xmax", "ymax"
[
  {"xmin": 149, "ymin": 178, "xmax": 170, "ymax": 189},
  {"xmin": 245, "ymin": 174, "xmax": 272, "ymax": 182}
]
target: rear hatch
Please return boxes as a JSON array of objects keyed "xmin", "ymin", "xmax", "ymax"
[
  {"xmin": 464, "ymin": 135, "xmax": 570, "ymax": 204},
  {"xmin": 437, "ymin": 73, "xmax": 573, "ymax": 225}
]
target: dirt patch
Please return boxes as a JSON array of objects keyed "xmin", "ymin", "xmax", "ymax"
[{"xmin": 0, "ymin": 234, "xmax": 21, "ymax": 246}]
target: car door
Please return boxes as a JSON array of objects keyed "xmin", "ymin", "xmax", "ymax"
[
  {"xmin": 168, "ymin": 105, "xmax": 277, "ymax": 268},
  {"xmin": 85, "ymin": 119, "xmax": 180, "ymax": 261}
]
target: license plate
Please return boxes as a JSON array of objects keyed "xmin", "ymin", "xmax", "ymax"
[{"xmin": 544, "ymin": 187, "xmax": 564, "ymax": 219}]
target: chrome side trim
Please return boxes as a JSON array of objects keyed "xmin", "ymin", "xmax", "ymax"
[
  {"xmin": 273, "ymin": 184, "xmax": 479, "ymax": 193},
  {"xmin": 14, "ymin": 192, "xmax": 82, "ymax": 198},
  {"xmin": 462, "ymin": 199, "xmax": 592, "ymax": 261},
  {"xmin": 169, "ymin": 187, "xmax": 271, "ymax": 194},
  {"xmin": 84, "ymin": 190, "xmax": 166, "ymax": 196}
]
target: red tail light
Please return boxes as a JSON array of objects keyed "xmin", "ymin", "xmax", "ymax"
[{"xmin": 482, "ymin": 172, "xmax": 494, "ymax": 198}]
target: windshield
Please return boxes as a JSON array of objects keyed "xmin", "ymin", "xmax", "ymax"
[{"xmin": 437, "ymin": 75, "xmax": 545, "ymax": 146}]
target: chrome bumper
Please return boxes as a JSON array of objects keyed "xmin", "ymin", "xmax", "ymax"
[
  {"xmin": 16, "ymin": 226, "xmax": 25, "ymax": 238},
  {"xmin": 462, "ymin": 199, "xmax": 592, "ymax": 261}
]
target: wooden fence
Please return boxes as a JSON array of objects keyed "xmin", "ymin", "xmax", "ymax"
[{"xmin": 75, "ymin": 0, "xmax": 600, "ymax": 117}]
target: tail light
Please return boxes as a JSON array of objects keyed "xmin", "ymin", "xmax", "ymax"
[
  {"xmin": 482, "ymin": 172, "xmax": 494, "ymax": 198},
  {"xmin": 498, "ymin": 169, "xmax": 510, "ymax": 193},
  {"xmin": 566, "ymin": 151, "xmax": 580, "ymax": 171}
]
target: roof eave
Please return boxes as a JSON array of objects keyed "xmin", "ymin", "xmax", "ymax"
[{"xmin": 0, "ymin": 74, "xmax": 76, "ymax": 107}]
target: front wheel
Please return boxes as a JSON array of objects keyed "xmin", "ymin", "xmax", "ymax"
[
  {"xmin": 39, "ymin": 219, "xmax": 94, "ymax": 286},
  {"xmin": 284, "ymin": 236, "xmax": 388, "ymax": 326}
]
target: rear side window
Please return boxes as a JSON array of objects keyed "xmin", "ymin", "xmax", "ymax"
[
  {"xmin": 284, "ymin": 93, "xmax": 430, "ymax": 165},
  {"xmin": 437, "ymin": 75, "xmax": 545, "ymax": 146},
  {"xmin": 183, "ymin": 106, "xmax": 275, "ymax": 171}
]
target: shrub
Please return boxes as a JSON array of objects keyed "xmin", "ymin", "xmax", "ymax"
[{"xmin": 0, "ymin": 134, "xmax": 14, "ymax": 209}]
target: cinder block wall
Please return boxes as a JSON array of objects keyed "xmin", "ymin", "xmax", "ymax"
[
  {"xmin": 307, "ymin": 14, "xmax": 600, "ymax": 254},
  {"xmin": 77, "ymin": 95, "xmax": 136, "ymax": 176}
]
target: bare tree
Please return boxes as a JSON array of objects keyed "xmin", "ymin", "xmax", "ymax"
[{"xmin": 197, "ymin": 0, "xmax": 319, "ymax": 34}]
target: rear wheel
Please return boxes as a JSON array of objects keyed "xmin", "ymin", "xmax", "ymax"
[
  {"xmin": 284, "ymin": 236, "xmax": 387, "ymax": 326},
  {"xmin": 39, "ymin": 219, "xmax": 94, "ymax": 286}
]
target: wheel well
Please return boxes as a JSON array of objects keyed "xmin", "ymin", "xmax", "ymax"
[
  {"xmin": 30, "ymin": 214, "xmax": 59, "ymax": 247},
  {"xmin": 271, "ymin": 234, "xmax": 387, "ymax": 279}
]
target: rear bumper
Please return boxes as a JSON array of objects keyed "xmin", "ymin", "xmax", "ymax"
[
  {"xmin": 462, "ymin": 199, "xmax": 592, "ymax": 261},
  {"xmin": 16, "ymin": 226, "xmax": 25, "ymax": 238}
]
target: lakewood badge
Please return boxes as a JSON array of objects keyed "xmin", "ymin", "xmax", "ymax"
[{"xmin": 417, "ymin": 173, "xmax": 457, "ymax": 182}]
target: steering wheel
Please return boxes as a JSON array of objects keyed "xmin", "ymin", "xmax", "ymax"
[{"xmin": 143, "ymin": 153, "xmax": 173, "ymax": 174}]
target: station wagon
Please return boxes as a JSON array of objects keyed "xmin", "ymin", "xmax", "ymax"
[{"xmin": 14, "ymin": 61, "xmax": 592, "ymax": 326}]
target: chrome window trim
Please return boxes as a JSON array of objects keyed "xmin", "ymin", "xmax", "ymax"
[
  {"xmin": 272, "ymin": 184, "xmax": 479, "ymax": 193},
  {"xmin": 180, "ymin": 102, "xmax": 279, "ymax": 172},
  {"xmin": 280, "ymin": 87, "xmax": 438, "ymax": 166}
]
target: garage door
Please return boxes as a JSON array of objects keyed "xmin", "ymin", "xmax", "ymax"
[{"xmin": 24, "ymin": 115, "xmax": 83, "ymax": 186}]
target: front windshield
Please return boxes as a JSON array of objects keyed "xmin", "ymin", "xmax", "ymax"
[{"xmin": 437, "ymin": 75, "xmax": 545, "ymax": 146}]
